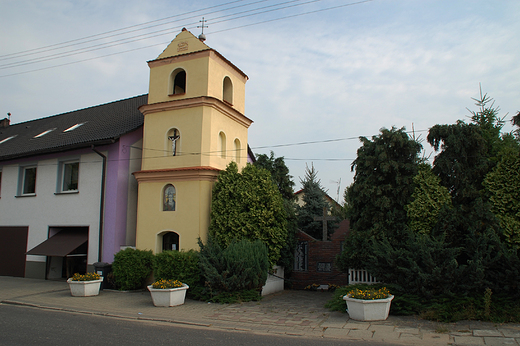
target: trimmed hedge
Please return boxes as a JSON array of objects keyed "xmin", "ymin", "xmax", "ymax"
[
  {"xmin": 112, "ymin": 248, "xmax": 154, "ymax": 290},
  {"xmin": 153, "ymin": 250, "xmax": 201, "ymax": 290}
]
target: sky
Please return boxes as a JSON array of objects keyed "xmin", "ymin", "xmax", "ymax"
[{"xmin": 1, "ymin": 0, "xmax": 519, "ymax": 203}]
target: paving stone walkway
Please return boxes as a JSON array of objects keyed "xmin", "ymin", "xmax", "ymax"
[{"xmin": 1, "ymin": 276, "xmax": 520, "ymax": 345}]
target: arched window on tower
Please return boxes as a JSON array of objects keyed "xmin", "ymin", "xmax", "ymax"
[
  {"xmin": 234, "ymin": 138, "xmax": 241, "ymax": 163},
  {"xmin": 170, "ymin": 69, "xmax": 186, "ymax": 95},
  {"xmin": 163, "ymin": 184, "xmax": 176, "ymax": 211},
  {"xmin": 218, "ymin": 131, "xmax": 226, "ymax": 158},
  {"xmin": 223, "ymin": 76, "xmax": 233, "ymax": 105},
  {"xmin": 162, "ymin": 232, "xmax": 179, "ymax": 251},
  {"xmin": 167, "ymin": 128, "xmax": 180, "ymax": 156}
]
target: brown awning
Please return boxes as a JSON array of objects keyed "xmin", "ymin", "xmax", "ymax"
[{"xmin": 26, "ymin": 230, "xmax": 87, "ymax": 257}]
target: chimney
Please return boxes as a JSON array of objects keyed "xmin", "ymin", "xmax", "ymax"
[{"xmin": 0, "ymin": 116, "xmax": 9, "ymax": 128}]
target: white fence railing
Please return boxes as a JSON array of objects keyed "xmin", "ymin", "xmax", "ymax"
[{"xmin": 348, "ymin": 269, "xmax": 379, "ymax": 285}]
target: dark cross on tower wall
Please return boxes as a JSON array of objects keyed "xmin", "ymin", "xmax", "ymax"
[
  {"xmin": 168, "ymin": 129, "xmax": 180, "ymax": 156},
  {"xmin": 314, "ymin": 206, "xmax": 336, "ymax": 241}
]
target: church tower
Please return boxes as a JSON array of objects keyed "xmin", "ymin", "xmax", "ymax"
[{"xmin": 134, "ymin": 28, "xmax": 252, "ymax": 253}]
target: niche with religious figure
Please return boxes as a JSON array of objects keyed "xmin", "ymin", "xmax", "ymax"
[{"xmin": 163, "ymin": 184, "xmax": 176, "ymax": 211}]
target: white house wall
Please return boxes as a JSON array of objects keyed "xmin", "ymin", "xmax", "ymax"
[{"xmin": 0, "ymin": 150, "xmax": 104, "ymax": 278}]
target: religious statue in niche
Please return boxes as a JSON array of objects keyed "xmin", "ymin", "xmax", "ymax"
[
  {"xmin": 168, "ymin": 129, "xmax": 180, "ymax": 156},
  {"xmin": 163, "ymin": 185, "xmax": 176, "ymax": 211}
]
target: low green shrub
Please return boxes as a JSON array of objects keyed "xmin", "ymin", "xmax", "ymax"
[
  {"xmin": 154, "ymin": 250, "xmax": 201, "ymax": 288},
  {"xmin": 198, "ymin": 236, "xmax": 268, "ymax": 302},
  {"xmin": 325, "ymin": 284, "xmax": 420, "ymax": 316},
  {"xmin": 326, "ymin": 285, "xmax": 520, "ymax": 323},
  {"xmin": 112, "ymin": 248, "xmax": 154, "ymax": 290}
]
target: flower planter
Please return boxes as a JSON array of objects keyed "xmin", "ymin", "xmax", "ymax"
[
  {"xmin": 67, "ymin": 278, "xmax": 103, "ymax": 297},
  {"xmin": 147, "ymin": 284, "xmax": 189, "ymax": 307},
  {"xmin": 343, "ymin": 294, "xmax": 394, "ymax": 321}
]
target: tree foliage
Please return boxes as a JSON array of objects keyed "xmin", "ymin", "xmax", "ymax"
[
  {"xmin": 405, "ymin": 164, "xmax": 452, "ymax": 235},
  {"xmin": 254, "ymin": 152, "xmax": 298, "ymax": 272},
  {"xmin": 427, "ymin": 121, "xmax": 491, "ymax": 205},
  {"xmin": 338, "ymin": 92, "xmax": 520, "ymax": 300},
  {"xmin": 296, "ymin": 164, "xmax": 335, "ymax": 240},
  {"xmin": 483, "ymin": 154, "xmax": 520, "ymax": 247},
  {"xmin": 346, "ymin": 127, "xmax": 421, "ymax": 239},
  {"xmin": 209, "ymin": 162, "xmax": 287, "ymax": 267},
  {"xmin": 255, "ymin": 151, "xmax": 295, "ymax": 201},
  {"xmin": 338, "ymin": 127, "xmax": 421, "ymax": 269},
  {"xmin": 198, "ymin": 236, "xmax": 268, "ymax": 298},
  {"xmin": 153, "ymin": 250, "xmax": 201, "ymax": 289},
  {"xmin": 112, "ymin": 248, "xmax": 154, "ymax": 291}
]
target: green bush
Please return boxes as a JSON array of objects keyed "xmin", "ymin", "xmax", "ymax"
[
  {"xmin": 198, "ymin": 236, "xmax": 268, "ymax": 302},
  {"xmin": 325, "ymin": 284, "xmax": 421, "ymax": 317},
  {"xmin": 153, "ymin": 250, "xmax": 202, "ymax": 297},
  {"xmin": 112, "ymin": 248, "xmax": 154, "ymax": 290},
  {"xmin": 209, "ymin": 162, "xmax": 287, "ymax": 268},
  {"xmin": 326, "ymin": 285, "xmax": 520, "ymax": 323}
]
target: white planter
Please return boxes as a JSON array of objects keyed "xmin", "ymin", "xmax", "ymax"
[
  {"xmin": 147, "ymin": 284, "xmax": 189, "ymax": 307},
  {"xmin": 343, "ymin": 294, "xmax": 394, "ymax": 321},
  {"xmin": 261, "ymin": 265, "xmax": 284, "ymax": 296},
  {"xmin": 67, "ymin": 278, "xmax": 103, "ymax": 297}
]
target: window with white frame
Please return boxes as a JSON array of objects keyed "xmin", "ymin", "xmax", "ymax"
[
  {"xmin": 59, "ymin": 161, "xmax": 79, "ymax": 192},
  {"xmin": 19, "ymin": 166, "xmax": 37, "ymax": 195}
]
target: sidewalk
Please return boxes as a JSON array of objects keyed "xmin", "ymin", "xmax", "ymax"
[{"xmin": 2, "ymin": 276, "xmax": 520, "ymax": 345}]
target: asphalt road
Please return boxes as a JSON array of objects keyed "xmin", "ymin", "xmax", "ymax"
[{"xmin": 0, "ymin": 304, "xmax": 386, "ymax": 346}]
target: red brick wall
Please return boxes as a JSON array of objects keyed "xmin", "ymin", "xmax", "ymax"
[{"xmin": 290, "ymin": 220, "xmax": 350, "ymax": 289}]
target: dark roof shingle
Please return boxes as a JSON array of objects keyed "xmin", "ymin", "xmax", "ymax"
[{"xmin": 0, "ymin": 95, "xmax": 147, "ymax": 161}]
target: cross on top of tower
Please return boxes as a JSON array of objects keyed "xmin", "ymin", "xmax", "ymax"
[{"xmin": 197, "ymin": 17, "xmax": 208, "ymax": 42}]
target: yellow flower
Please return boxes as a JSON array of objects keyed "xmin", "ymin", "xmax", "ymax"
[
  {"xmin": 70, "ymin": 272, "xmax": 101, "ymax": 281},
  {"xmin": 151, "ymin": 279, "xmax": 184, "ymax": 289},
  {"xmin": 348, "ymin": 287, "xmax": 390, "ymax": 300}
]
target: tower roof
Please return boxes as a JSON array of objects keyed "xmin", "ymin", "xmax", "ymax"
[{"xmin": 156, "ymin": 28, "xmax": 211, "ymax": 60}]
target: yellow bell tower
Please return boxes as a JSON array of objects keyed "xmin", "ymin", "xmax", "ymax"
[{"xmin": 134, "ymin": 28, "xmax": 252, "ymax": 253}]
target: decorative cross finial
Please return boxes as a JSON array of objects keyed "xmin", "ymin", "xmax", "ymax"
[
  {"xmin": 198, "ymin": 17, "xmax": 208, "ymax": 42},
  {"xmin": 198, "ymin": 17, "xmax": 208, "ymax": 34}
]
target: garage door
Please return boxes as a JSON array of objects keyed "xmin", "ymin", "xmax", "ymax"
[{"xmin": 0, "ymin": 227, "xmax": 28, "ymax": 277}]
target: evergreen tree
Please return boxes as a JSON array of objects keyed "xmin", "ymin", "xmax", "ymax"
[
  {"xmin": 346, "ymin": 127, "xmax": 421, "ymax": 240},
  {"xmin": 296, "ymin": 164, "xmax": 334, "ymax": 240},
  {"xmin": 209, "ymin": 162, "xmax": 287, "ymax": 268},
  {"xmin": 405, "ymin": 163, "xmax": 452, "ymax": 235},
  {"xmin": 254, "ymin": 151, "xmax": 298, "ymax": 273},
  {"xmin": 338, "ymin": 127, "xmax": 422, "ymax": 269},
  {"xmin": 483, "ymin": 154, "xmax": 520, "ymax": 248},
  {"xmin": 255, "ymin": 151, "xmax": 295, "ymax": 201},
  {"xmin": 427, "ymin": 121, "xmax": 490, "ymax": 206}
]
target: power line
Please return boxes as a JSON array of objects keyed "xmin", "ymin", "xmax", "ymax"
[
  {"xmin": 0, "ymin": 43, "xmax": 165, "ymax": 78},
  {"xmin": 1, "ymin": 0, "xmax": 292, "ymax": 69},
  {"xmin": 210, "ymin": 0, "xmax": 372, "ymax": 32},
  {"xmin": 0, "ymin": 0, "xmax": 252, "ymax": 60},
  {"xmin": 0, "ymin": 0, "xmax": 374, "ymax": 76},
  {"xmin": 0, "ymin": 0, "xmax": 304, "ymax": 68}
]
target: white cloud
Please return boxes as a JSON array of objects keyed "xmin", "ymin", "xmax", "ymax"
[{"xmin": 1, "ymin": 0, "xmax": 519, "ymax": 197}]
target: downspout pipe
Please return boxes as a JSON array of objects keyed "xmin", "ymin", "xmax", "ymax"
[{"xmin": 92, "ymin": 146, "xmax": 107, "ymax": 262}]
